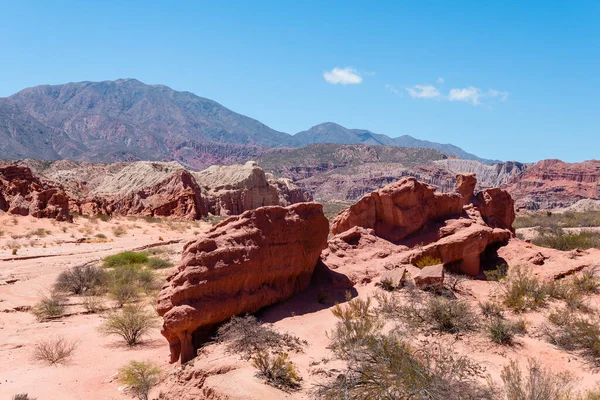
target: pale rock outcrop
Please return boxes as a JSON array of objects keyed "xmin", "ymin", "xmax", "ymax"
[
  {"xmin": 414, "ymin": 264, "xmax": 444, "ymax": 290},
  {"xmin": 0, "ymin": 164, "xmax": 72, "ymax": 221},
  {"xmin": 157, "ymin": 202, "xmax": 329, "ymax": 364},
  {"xmin": 194, "ymin": 161, "xmax": 310, "ymax": 216}
]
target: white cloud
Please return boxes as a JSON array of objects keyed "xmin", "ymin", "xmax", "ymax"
[
  {"xmin": 323, "ymin": 67, "xmax": 363, "ymax": 85},
  {"xmin": 489, "ymin": 89, "xmax": 509, "ymax": 101},
  {"xmin": 385, "ymin": 84, "xmax": 400, "ymax": 95},
  {"xmin": 406, "ymin": 84, "xmax": 440, "ymax": 99},
  {"xmin": 448, "ymin": 87, "xmax": 509, "ymax": 105},
  {"xmin": 449, "ymin": 86, "xmax": 482, "ymax": 105},
  {"xmin": 437, "ymin": 77, "xmax": 445, "ymax": 83}
]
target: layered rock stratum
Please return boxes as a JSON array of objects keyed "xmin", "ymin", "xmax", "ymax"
[{"xmin": 156, "ymin": 202, "xmax": 329, "ymax": 363}]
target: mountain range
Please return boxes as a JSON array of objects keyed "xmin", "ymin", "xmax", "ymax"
[{"xmin": 0, "ymin": 78, "xmax": 492, "ymax": 167}]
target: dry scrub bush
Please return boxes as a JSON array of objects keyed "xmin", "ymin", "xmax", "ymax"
[
  {"xmin": 32, "ymin": 291, "xmax": 66, "ymax": 321},
  {"xmin": 544, "ymin": 308, "xmax": 600, "ymax": 365},
  {"xmin": 13, "ymin": 394, "xmax": 36, "ymax": 400},
  {"xmin": 82, "ymin": 294, "xmax": 106, "ymax": 313},
  {"xmin": 375, "ymin": 291, "xmax": 479, "ymax": 334},
  {"xmin": 502, "ymin": 266, "xmax": 548, "ymax": 312},
  {"xmin": 216, "ymin": 315, "xmax": 306, "ymax": 360},
  {"xmin": 54, "ymin": 265, "xmax": 108, "ymax": 295},
  {"xmin": 118, "ymin": 360, "xmax": 162, "ymax": 400},
  {"xmin": 532, "ymin": 227, "xmax": 600, "ymax": 251},
  {"xmin": 146, "ymin": 257, "xmax": 173, "ymax": 270},
  {"xmin": 33, "ymin": 336, "xmax": 78, "ymax": 365},
  {"xmin": 415, "ymin": 255, "xmax": 442, "ymax": 269},
  {"xmin": 99, "ymin": 304, "xmax": 159, "ymax": 346},
  {"xmin": 252, "ymin": 351, "xmax": 302, "ymax": 392},
  {"xmin": 318, "ymin": 296, "xmax": 498, "ymax": 400},
  {"xmin": 501, "ymin": 359, "xmax": 575, "ymax": 400}
]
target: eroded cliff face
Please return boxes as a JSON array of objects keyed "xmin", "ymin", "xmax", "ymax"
[
  {"xmin": 0, "ymin": 164, "xmax": 72, "ymax": 221},
  {"xmin": 156, "ymin": 202, "xmax": 329, "ymax": 364},
  {"xmin": 502, "ymin": 159, "xmax": 600, "ymax": 210}
]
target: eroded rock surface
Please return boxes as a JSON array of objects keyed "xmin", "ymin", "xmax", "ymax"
[
  {"xmin": 0, "ymin": 164, "xmax": 72, "ymax": 221},
  {"xmin": 326, "ymin": 174, "xmax": 515, "ymax": 276},
  {"xmin": 157, "ymin": 202, "xmax": 329, "ymax": 364}
]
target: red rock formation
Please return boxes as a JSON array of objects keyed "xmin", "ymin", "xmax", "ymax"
[
  {"xmin": 327, "ymin": 174, "xmax": 514, "ymax": 276},
  {"xmin": 73, "ymin": 169, "xmax": 207, "ymax": 220},
  {"xmin": 503, "ymin": 159, "xmax": 600, "ymax": 209},
  {"xmin": 456, "ymin": 173, "xmax": 476, "ymax": 204},
  {"xmin": 157, "ymin": 202, "xmax": 329, "ymax": 364},
  {"xmin": 331, "ymin": 177, "xmax": 464, "ymax": 243},
  {"xmin": 0, "ymin": 164, "xmax": 72, "ymax": 221}
]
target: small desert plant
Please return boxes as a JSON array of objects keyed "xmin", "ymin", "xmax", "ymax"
[
  {"xmin": 110, "ymin": 280, "xmax": 140, "ymax": 307},
  {"xmin": 147, "ymin": 257, "xmax": 173, "ymax": 270},
  {"xmin": 415, "ymin": 255, "xmax": 442, "ymax": 269},
  {"xmin": 112, "ymin": 226, "xmax": 127, "ymax": 237},
  {"xmin": 216, "ymin": 315, "xmax": 305, "ymax": 359},
  {"xmin": 487, "ymin": 317, "xmax": 516, "ymax": 345},
  {"xmin": 103, "ymin": 251, "xmax": 148, "ymax": 267},
  {"xmin": 118, "ymin": 360, "xmax": 162, "ymax": 400},
  {"xmin": 252, "ymin": 351, "xmax": 302, "ymax": 391},
  {"xmin": 501, "ymin": 358, "xmax": 574, "ymax": 400},
  {"xmin": 33, "ymin": 336, "xmax": 78, "ymax": 365},
  {"xmin": 32, "ymin": 292, "xmax": 66, "ymax": 321},
  {"xmin": 502, "ymin": 266, "xmax": 547, "ymax": 312},
  {"xmin": 544, "ymin": 308, "xmax": 600, "ymax": 364},
  {"xmin": 82, "ymin": 294, "xmax": 106, "ymax": 313},
  {"xmin": 425, "ymin": 296, "xmax": 479, "ymax": 334},
  {"xmin": 54, "ymin": 264, "xmax": 108, "ymax": 295},
  {"xmin": 480, "ymin": 301, "xmax": 504, "ymax": 320},
  {"xmin": 12, "ymin": 394, "xmax": 36, "ymax": 400},
  {"xmin": 95, "ymin": 233, "xmax": 107, "ymax": 239},
  {"xmin": 532, "ymin": 228, "xmax": 600, "ymax": 251},
  {"xmin": 484, "ymin": 263, "xmax": 509, "ymax": 281},
  {"xmin": 12, "ymin": 248, "xmax": 18, "ymax": 255},
  {"xmin": 99, "ymin": 304, "xmax": 159, "ymax": 346}
]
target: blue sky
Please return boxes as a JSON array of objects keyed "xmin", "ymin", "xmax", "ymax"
[{"xmin": 1, "ymin": 1, "xmax": 598, "ymax": 162}]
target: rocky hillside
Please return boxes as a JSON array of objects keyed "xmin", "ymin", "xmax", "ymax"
[
  {"xmin": 18, "ymin": 160, "xmax": 311, "ymax": 219},
  {"xmin": 502, "ymin": 159, "xmax": 600, "ymax": 210},
  {"xmin": 0, "ymin": 79, "xmax": 487, "ymax": 167}
]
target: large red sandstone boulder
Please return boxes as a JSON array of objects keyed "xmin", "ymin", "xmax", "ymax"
[
  {"xmin": 156, "ymin": 202, "xmax": 329, "ymax": 364},
  {"xmin": 0, "ymin": 165, "xmax": 72, "ymax": 221},
  {"xmin": 476, "ymin": 188, "xmax": 515, "ymax": 231},
  {"xmin": 331, "ymin": 177, "xmax": 464, "ymax": 243},
  {"xmin": 456, "ymin": 173, "xmax": 477, "ymax": 204}
]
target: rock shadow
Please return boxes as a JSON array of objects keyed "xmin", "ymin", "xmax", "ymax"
[{"xmin": 257, "ymin": 259, "xmax": 357, "ymax": 324}]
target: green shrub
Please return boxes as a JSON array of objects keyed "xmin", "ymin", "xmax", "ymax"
[
  {"xmin": 103, "ymin": 251, "xmax": 148, "ymax": 268},
  {"xmin": 252, "ymin": 352, "xmax": 302, "ymax": 391},
  {"xmin": 515, "ymin": 211, "xmax": 600, "ymax": 229},
  {"xmin": 54, "ymin": 265, "xmax": 108, "ymax": 295},
  {"xmin": 147, "ymin": 257, "xmax": 173, "ymax": 270},
  {"xmin": 502, "ymin": 266, "xmax": 547, "ymax": 312},
  {"xmin": 484, "ymin": 263, "xmax": 509, "ymax": 282},
  {"xmin": 110, "ymin": 281, "xmax": 140, "ymax": 307},
  {"xmin": 479, "ymin": 301, "xmax": 504, "ymax": 320},
  {"xmin": 118, "ymin": 360, "xmax": 162, "ymax": 400},
  {"xmin": 32, "ymin": 292, "xmax": 66, "ymax": 321},
  {"xmin": 98, "ymin": 304, "xmax": 159, "ymax": 346},
  {"xmin": 425, "ymin": 296, "xmax": 479, "ymax": 334},
  {"xmin": 95, "ymin": 233, "xmax": 107, "ymax": 239},
  {"xmin": 532, "ymin": 228, "xmax": 600, "ymax": 251},
  {"xmin": 82, "ymin": 294, "xmax": 106, "ymax": 313},
  {"xmin": 487, "ymin": 317, "xmax": 516, "ymax": 345},
  {"xmin": 216, "ymin": 315, "xmax": 305, "ymax": 359}
]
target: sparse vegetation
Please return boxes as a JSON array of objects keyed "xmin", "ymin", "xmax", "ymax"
[
  {"xmin": 532, "ymin": 227, "xmax": 600, "ymax": 251},
  {"xmin": 500, "ymin": 358, "xmax": 575, "ymax": 400},
  {"xmin": 103, "ymin": 251, "xmax": 149, "ymax": 268},
  {"xmin": 415, "ymin": 255, "xmax": 443, "ymax": 268},
  {"xmin": 33, "ymin": 336, "xmax": 78, "ymax": 365},
  {"xmin": 486, "ymin": 317, "xmax": 516, "ymax": 345},
  {"xmin": 544, "ymin": 308, "xmax": 600, "ymax": 365},
  {"xmin": 146, "ymin": 257, "xmax": 173, "ymax": 270},
  {"xmin": 54, "ymin": 265, "xmax": 108, "ymax": 295},
  {"xmin": 484, "ymin": 263, "xmax": 509, "ymax": 282},
  {"xmin": 95, "ymin": 233, "xmax": 107, "ymax": 239},
  {"xmin": 319, "ymin": 296, "xmax": 498, "ymax": 399},
  {"xmin": 12, "ymin": 394, "xmax": 36, "ymax": 400},
  {"xmin": 502, "ymin": 266, "xmax": 548, "ymax": 312},
  {"xmin": 252, "ymin": 351, "xmax": 302, "ymax": 391},
  {"xmin": 112, "ymin": 226, "xmax": 127, "ymax": 237},
  {"xmin": 216, "ymin": 315, "xmax": 306, "ymax": 359},
  {"xmin": 99, "ymin": 304, "xmax": 159, "ymax": 346},
  {"xmin": 118, "ymin": 360, "xmax": 162, "ymax": 400},
  {"xmin": 515, "ymin": 210, "xmax": 600, "ymax": 229},
  {"xmin": 32, "ymin": 291, "xmax": 67, "ymax": 321},
  {"xmin": 376, "ymin": 291, "xmax": 479, "ymax": 334},
  {"xmin": 82, "ymin": 294, "xmax": 106, "ymax": 313}
]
